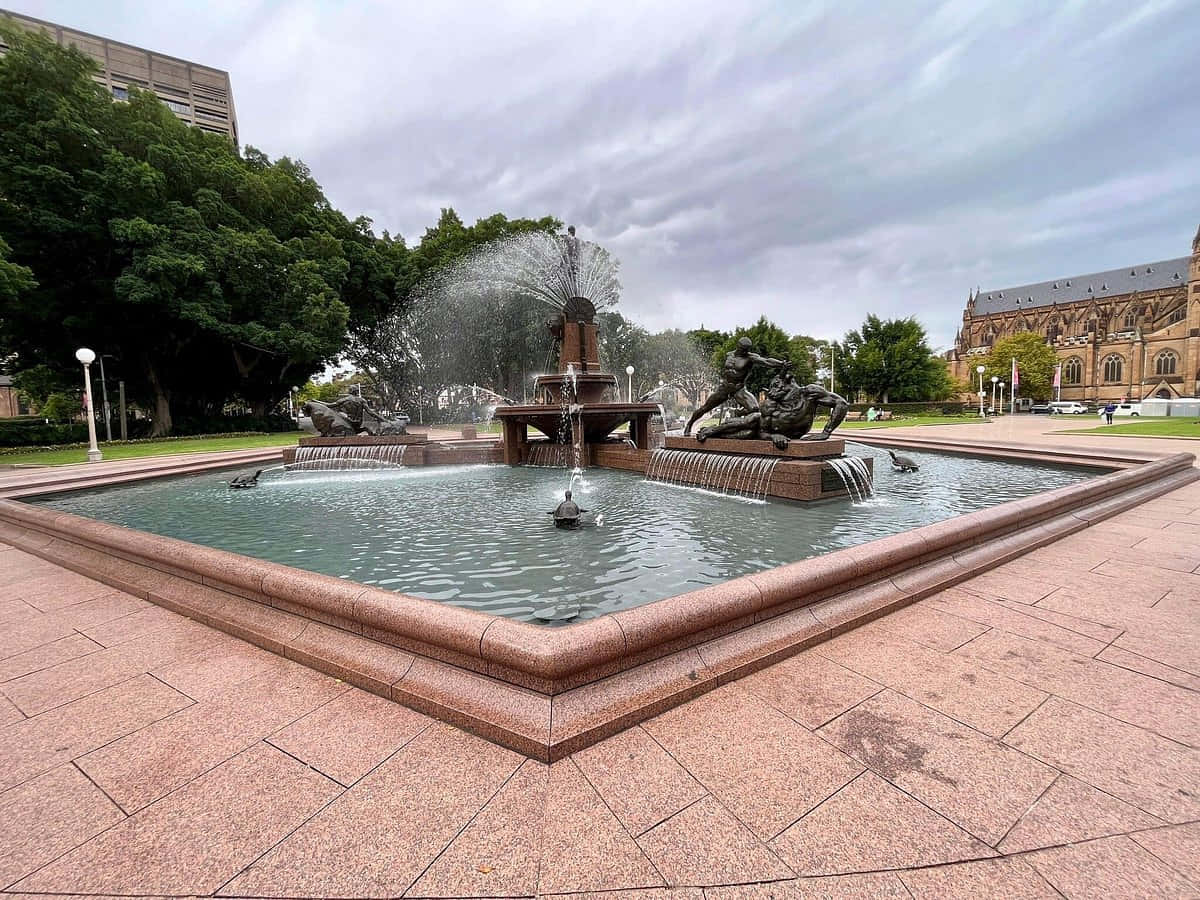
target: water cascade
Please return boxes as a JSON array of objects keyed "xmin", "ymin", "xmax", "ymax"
[
  {"xmin": 525, "ymin": 444, "xmax": 572, "ymax": 467},
  {"xmin": 291, "ymin": 444, "xmax": 408, "ymax": 471},
  {"xmin": 826, "ymin": 457, "xmax": 874, "ymax": 502},
  {"xmin": 645, "ymin": 448, "xmax": 780, "ymax": 501}
]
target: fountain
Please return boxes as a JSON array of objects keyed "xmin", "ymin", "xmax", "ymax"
[{"xmin": 489, "ymin": 227, "xmax": 662, "ymax": 465}]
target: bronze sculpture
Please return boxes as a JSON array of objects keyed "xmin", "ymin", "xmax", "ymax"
[
  {"xmin": 696, "ymin": 368, "xmax": 849, "ymax": 447},
  {"xmin": 683, "ymin": 337, "xmax": 789, "ymax": 436},
  {"xmin": 303, "ymin": 385, "xmax": 409, "ymax": 437}
]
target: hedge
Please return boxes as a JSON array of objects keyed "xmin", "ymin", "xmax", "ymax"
[
  {"xmin": 0, "ymin": 413, "xmax": 297, "ymax": 447},
  {"xmin": 845, "ymin": 401, "xmax": 968, "ymax": 416},
  {"xmin": 0, "ymin": 430, "xmax": 292, "ymax": 456}
]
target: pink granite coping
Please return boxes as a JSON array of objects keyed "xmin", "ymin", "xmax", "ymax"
[{"xmin": 0, "ymin": 444, "xmax": 1194, "ymax": 760}]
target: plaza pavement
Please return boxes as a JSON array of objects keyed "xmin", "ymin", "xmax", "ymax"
[{"xmin": 0, "ymin": 420, "xmax": 1197, "ymax": 898}]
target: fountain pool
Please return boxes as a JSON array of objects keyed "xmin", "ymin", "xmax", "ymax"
[{"xmin": 33, "ymin": 449, "xmax": 1101, "ymax": 623}]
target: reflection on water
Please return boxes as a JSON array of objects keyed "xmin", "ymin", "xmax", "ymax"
[{"xmin": 35, "ymin": 451, "xmax": 1099, "ymax": 623}]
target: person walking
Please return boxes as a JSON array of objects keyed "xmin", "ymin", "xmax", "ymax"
[{"xmin": 1103, "ymin": 401, "xmax": 1116, "ymax": 425}]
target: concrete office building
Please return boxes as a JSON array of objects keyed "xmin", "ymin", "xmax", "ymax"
[{"xmin": 0, "ymin": 8, "xmax": 237, "ymax": 142}]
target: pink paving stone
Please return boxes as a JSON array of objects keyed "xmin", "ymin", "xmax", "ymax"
[
  {"xmin": 537, "ymin": 757, "xmax": 665, "ymax": 894},
  {"xmin": 36, "ymin": 590, "xmax": 150, "ymax": 630},
  {"xmin": 571, "ymin": 724, "xmax": 705, "ymax": 836},
  {"xmin": 0, "ymin": 632, "xmax": 103, "ymax": 682},
  {"xmin": 816, "ymin": 690, "xmax": 1058, "ymax": 846},
  {"xmin": 13, "ymin": 743, "xmax": 342, "ymax": 896},
  {"xmin": 0, "ymin": 617, "xmax": 80, "ymax": 662},
  {"xmin": 818, "ymin": 630, "xmax": 1047, "ymax": 738},
  {"xmin": 407, "ymin": 758, "xmax": 546, "ymax": 898},
  {"xmin": 637, "ymin": 794, "xmax": 794, "ymax": 887},
  {"xmin": 149, "ymin": 635, "xmax": 304, "ymax": 701},
  {"xmin": 1025, "ymin": 834, "xmax": 1199, "ymax": 899},
  {"xmin": 1093, "ymin": 558, "xmax": 1200, "ymax": 595},
  {"xmin": 997, "ymin": 774, "xmax": 1163, "ymax": 853},
  {"xmin": 1097, "ymin": 644, "xmax": 1200, "ymax": 692},
  {"xmin": 221, "ymin": 723, "xmax": 522, "ymax": 898},
  {"xmin": 642, "ymin": 685, "xmax": 863, "ymax": 842},
  {"xmin": 995, "ymin": 565, "xmax": 1167, "ymax": 605},
  {"xmin": 1004, "ymin": 697, "xmax": 1200, "ymax": 823},
  {"xmin": 2, "ymin": 622, "xmax": 225, "ymax": 716},
  {"xmin": 858, "ymin": 599, "xmax": 989, "ymax": 651},
  {"xmin": 957, "ymin": 570, "xmax": 1059, "ymax": 605},
  {"xmin": 266, "ymin": 687, "xmax": 430, "ymax": 786},
  {"xmin": 955, "ymin": 630, "xmax": 1200, "ymax": 746},
  {"xmin": 703, "ymin": 872, "xmax": 910, "ymax": 898},
  {"xmin": 77, "ymin": 665, "xmax": 348, "ymax": 812},
  {"xmin": 897, "ymin": 857, "xmax": 1060, "ymax": 899},
  {"xmin": 1125, "ymin": 543, "xmax": 1200, "ymax": 573},
  {"xmin": 739, "ymin": 649, "xmax": 881, "ymax": 730},
  {"xmin": 544, "ymin": 891, "xmax": 703, "ymax": 900},
  {"xmin": 11, "ymin": 570, "xmax": 117, "ymax": 611},
  {"xmin": 0, "ymin": 673, "xmax": 192, "ymax": 792},
  {"xmin": 771, "ymin": 772, "xmax": 994, "ymax": 875},
  {"xmin": 0, "ymin": 597, "xmax": 39, "ymax": 623},
  {"xmin": 79, "ymin": 604, "xmax": 198, "ymax": 647},
  {"xmin": 926, "ymin": 588, "xmax": 1114, "ymax": 655},
  {"xmin": 0, "ymin": 691, "xmax": 22, "ymax": 725},
  {"xmin": 0, "ymin": 763, "xmax": 126, "ymax": 886},
  {"xmin": 1130, "ymin": 822, "xmax": 1200, "ymax": 886}
]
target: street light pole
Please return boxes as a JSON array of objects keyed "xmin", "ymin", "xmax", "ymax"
[
  {"xmin": 991, "ymin": 375, "xmax": 998, "ymax": 415},
  {"xmin": 999, "ymin": 381, "xmax": 1006, "ymax": 415},
  {"xmin": 625, "ymin": 365, "xmax": 635, "ymax": 403},
  {"xmin": 976, "ymin": 364, "xmax": 986, "ymax": 419},
  {"xmin": 75, "ymin": 348, "xmax": 102, "ymax": 462}
]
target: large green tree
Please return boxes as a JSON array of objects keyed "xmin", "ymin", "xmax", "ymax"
[
  {"xmin": 982, "ymin": 332, "xmax": 1059, "ymax": 401},
  {"xmin": 715, "ymin": 317, "xmax": 793, "ymax": 395},
  {"xmin": 0, "ymin": 25, "xmax": 407, "ymax": 433},
  {"xmin": 834, "ymin": 315, "xmax": 953, "ymax": 403}
]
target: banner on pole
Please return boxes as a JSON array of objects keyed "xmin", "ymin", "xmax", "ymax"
[
  {"xmin": 1052, "ymin": 364, "xmax": 1061, "ymax": 389},
  {"xmin": 1011, "ymin": 358, "xmax": 1019, "ymax": 392}
]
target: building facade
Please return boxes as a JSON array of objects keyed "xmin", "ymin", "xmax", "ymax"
[
  {"xmin": 0, "ymin": 8, "xmax": 237, "ymax": 142},
  {"xmin": 947, "ymin": 226, "xmax": 1200, "ymax": 402}
]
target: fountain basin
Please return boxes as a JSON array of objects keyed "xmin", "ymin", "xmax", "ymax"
[{"xmin": 3, "ymin": 444, "xmax": 1194, "ymax": 761}]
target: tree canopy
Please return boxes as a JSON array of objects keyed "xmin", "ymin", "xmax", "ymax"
[
  {"xmin": 0, "ymin": 24, "xmax": 407, "ymax": 433},
  {"xmin": 833, "ymin": 315, "xmax": 954, "ymax": 403},
  {"xmin": 982, "ymin": 332, "xmax": 1059, "ymax": 401}
]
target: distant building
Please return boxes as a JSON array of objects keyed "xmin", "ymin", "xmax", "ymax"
[
  {"xmin": 947, "ymin": 226, "xmax": 1200, "ymax": 402},
  {"xmin": 0, "ymin": 375, "xmax": 23, "ymax": 417},
  {"xmin": 0, "ymin": 8, "xmax": 237, "ymax": 142}
]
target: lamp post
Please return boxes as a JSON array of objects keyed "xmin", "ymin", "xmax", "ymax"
[
  {"xmin": 976, "ymin": 364, "xmax": 986, "ymax": 418},
  {"xmin": 625, "ymin": 365, "xmax": 635, "ymax": 403},
  {"xmin": 991, "ymin": 375, "xmax": 999, "ymax": 415},
  {"xmin": 75, "ymin": 348, "xmax": 102, "ymax": 462},
  {"xmin": 290, "ymin": 385, "xmax": 299, "ymax": 419},
  {"xmin": 999, "ymin": 380, "xmax": 1006, "ymax": 415}
]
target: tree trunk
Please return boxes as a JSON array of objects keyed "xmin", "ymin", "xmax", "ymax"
[{"xmin": 145, "ymin": 360, "xmax": 172, "ymax": 436}]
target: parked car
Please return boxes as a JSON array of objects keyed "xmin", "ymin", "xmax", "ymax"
[
  {"xmin": 1031, "ymin": 403, "xmax": 1051, "ymax": 414},
  {"xmin": 1098, "ymin": 402, "xmax": 1142, "ymax": 418},
  {"xmin": 1048, "ymin": 401, "xmax": 1089, "ymax": 415}
]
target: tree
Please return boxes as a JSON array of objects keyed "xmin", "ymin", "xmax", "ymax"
[
  {"xmin": 786, "ymin": 334, "xmax": 826, "ymax": 386},
  {"xmin": 715, "ymin": 317, "xmax": 793, "ymax": 395},
  {"xmin": 639, "ymin": 329, "xmax": 715, "ymax": 406},
  {"xmin": 41, "ymin": 392, "xmax": 77, "ymax": 423},
  {"xmin": 0, "ymin": 25, "xmax": 408, "ymax": 434},
  {"xmin": 983, "ymin": 333, "xmax": 1059, "ymax": 401},
  {"xmin": 835, "ymin": 316, "xmax": 952, "ymax": 403}
]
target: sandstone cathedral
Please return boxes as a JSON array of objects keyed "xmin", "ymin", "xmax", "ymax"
[{"xmin": 947, "ymin": 225, "xmax": 1200, "ymax": 402}]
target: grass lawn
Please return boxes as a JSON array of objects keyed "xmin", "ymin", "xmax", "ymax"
[
  {"xmin": 0, "ymin": 432, "xmax": 302, "ymax": 466},
  {"xmin": 837, "ymin": 415, "xmax": 984, "ymax": 429},
  {"xmin": 1061, "ymin": 417, "xmax": 1200, "ymax": 439}
]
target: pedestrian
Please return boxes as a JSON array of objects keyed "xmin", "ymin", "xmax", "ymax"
[{"xmin": 1103, "ymin": 401, "xmax": 1116, "ymax": 425}]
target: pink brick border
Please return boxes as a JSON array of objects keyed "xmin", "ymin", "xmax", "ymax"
[{"xmin": 0, "ymin": 445, "xmax": 1193, "ymax": 760}]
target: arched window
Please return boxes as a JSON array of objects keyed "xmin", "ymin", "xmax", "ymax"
[
  {"xmin": 1169, "ymin": 306, "xmax": 1186, "ymax": 325},
  {"xmin": 1102, "ymin": 354, "xmax": 1123, "ymax": 383},
  {"xmin": 1124, "ymin": 310, "xmax": 1136, "ymax": 329},
  {"xmin": 1063, "ymin": 357, "xmax": 1083, "ymax": 385},
  {"xmin": 1155, "ymin": 351, "xmax": 1178, "ymax": 376}
]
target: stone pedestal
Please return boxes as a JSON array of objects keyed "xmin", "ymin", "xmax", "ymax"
[{"xmin": 664, "ymin": 436, "xmax": 845, "ymax": 458}]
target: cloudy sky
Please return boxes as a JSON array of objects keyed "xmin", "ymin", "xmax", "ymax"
[{"xmin": 10, "ymin": 0, "xmax": 1199, "ymax": 348}]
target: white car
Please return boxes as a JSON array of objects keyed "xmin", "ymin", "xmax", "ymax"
[
  {"xmin": 1048, "ymin": 402, "xmax": 1089, "ymax": 414},
  {"xmin": 1098, "ymin": 403, "xmax": 1141, "ymax": 418}
]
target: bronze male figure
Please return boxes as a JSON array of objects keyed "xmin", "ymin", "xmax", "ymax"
[{"xmin": 683, "ymin": 337, "xmax": 788, "ymax": 436}]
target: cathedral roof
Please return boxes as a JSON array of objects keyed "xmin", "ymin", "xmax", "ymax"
[{"xmin": 972, "ymin": 256, "xmax": 1190, "ymax": 315}]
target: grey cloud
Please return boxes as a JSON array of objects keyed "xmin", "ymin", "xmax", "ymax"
[{"xmin": 14, "ymin": 0, "xmax": 1199, "ymax": 348}]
